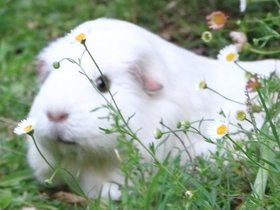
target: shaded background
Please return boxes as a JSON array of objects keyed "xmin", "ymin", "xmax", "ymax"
[{"xmin": 1, "ymin": 0, "xmax": 279, "ymax": 118}]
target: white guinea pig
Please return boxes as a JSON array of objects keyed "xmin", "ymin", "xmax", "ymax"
[{"xmin": 27, "ymin": 18, "xmax": 278, "ymax": 199}]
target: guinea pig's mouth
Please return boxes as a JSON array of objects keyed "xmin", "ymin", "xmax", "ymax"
[{"xmin": 56, "ymin": 138, "xmax": 77, "ymax": 145}]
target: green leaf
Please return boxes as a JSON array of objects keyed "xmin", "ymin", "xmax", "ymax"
[
  {"xmin": 0, "ymin": 170, "xmax": 32, "ymax": 187},
  {"xmin": 0, "ymin": 189, "xmax": 12, "ymax": 209}
]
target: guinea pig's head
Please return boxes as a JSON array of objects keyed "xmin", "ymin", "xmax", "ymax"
[{"xmin": 29, "ymin": 18, "xmax": 177, "ymax": 150}]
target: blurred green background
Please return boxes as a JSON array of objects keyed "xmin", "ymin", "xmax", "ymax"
[{"xmin": 1, "ymin": 0, "xmax": 279, "ymax": 118}]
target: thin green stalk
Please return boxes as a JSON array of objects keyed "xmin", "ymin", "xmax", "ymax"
[
  {"xmin": 274, "ymin": 0, "xmax": 280, "ymax": 8},
  {"xmin": 207, "ymin": 87, "xmax": 245, "ymax": 105},
  {"xmin": 29, "ymin": 134, "xmax": 54, "ymax": 170},
  {"xmin": 29, "ymin": 134, "xmax": 90, "ymax": 202},
  {"xmin": 159, "ymin": 121, "xmax": 193, "ymax": 162},
  {"xmin": 257, "ymin": 89, "xmax": 280, "ymax": 146},
  {"xmin": 60, "ymin": 167, "xmax": 90, "ymax": 200},
  {"xmin": 252, "ymin": 145, "xmax": 269, "ymax": 199},
  {"xmin": 82, "ymin": 42, "xmax": 105, "ymax": 79},
  {"xmin": 240, "ymin": 137, "xmax": 272, "ymax": 209},
  {"xmin": 244, "ymin": 90, "xmax": 259, "ymax": 136},
  {"xmin": 189, "ymin": 126, "xmax": 263, "ymax": 173},
  {"xmin": 44, "ymin": 168, "xmax": 59, "ymax": 185},
  {"xmin": 226, "ymin": 135, "xmax": 272, "ymax": 171},
  {"xmin": 249, "ymin": 47, "xmax": 280, "ymax": 55},
  {"xmin": 234, "ymin": 61, "xmax": 251, "ymax": 74}
]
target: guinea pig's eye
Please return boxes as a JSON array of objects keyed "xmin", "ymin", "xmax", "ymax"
[{"xmin": 95, "ymin": 75, "xmax": 110, "ymax": 92}]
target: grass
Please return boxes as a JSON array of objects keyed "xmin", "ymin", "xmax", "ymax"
[{"xmin": 1, "ymin": 0, "xmax": 280, "ymax": 209}]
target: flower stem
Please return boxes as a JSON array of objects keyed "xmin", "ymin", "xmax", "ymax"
[
  {"xmin": 207, "ymin": 87, "xmax": 245, "ymax": 105},
  {"xmin": 159, "ymin": 121, "xmax": 193, "ymax": 162},
  {"xmin": 257, "ymin": 89, "xmax": 280, "ymax": 146},
  {"xmin": 225, "ymin": 135, "xmax": 271, "ymax": 171},
  {"xmin": 29, "ymin": 134, "xmax": 54, "ymax": 170},
  {"xmin": 234, "ymin": 61, "xmax": 251, "ymax": 74},
  {"xmin": 44, "ymin": 167, "xmax": 59, "ymax": 185},
  {"xmin": 30, "ymin": 134, "xmax": 90, "ymax": 202},
  {"xmin": 252, "ymin": 145, "xmax": 269, "ymax": 199},
  {"xmin": 249, "ymin": 47, "xmax": 280, "ymax": 55}
]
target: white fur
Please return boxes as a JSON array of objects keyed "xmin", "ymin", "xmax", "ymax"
[{"xmin": 27, "ymin": 18, "xmax": 279, "ymax": 199}]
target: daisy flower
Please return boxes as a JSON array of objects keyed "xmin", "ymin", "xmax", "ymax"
[
  {"xmin": 206, "ymin": 11, "xmax": 228, "ymax": 30},
  {"xmin": 14, "ymin": 117, "xmax": 36, "ymax": 136},
  {"xmin": 240, "ymin": 0, "xmax": 247, "ymax": 12},
  {"xmin": 207, "ymin": 117, "xmax": 229, "ymax": 140},
  {"xmin": 217, "ymin": 44, "xmax": 239, "ymax": 63}
]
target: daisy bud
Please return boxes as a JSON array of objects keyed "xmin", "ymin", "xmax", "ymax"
[
  {"xmin": 176, "ymin": 121, "xmax": 182, "ymax": 129},
  {"xmin": 75, "ymin": 33, "xmax": 86, "ymax": 44},
  {"xmin": 44, "ymin": 179, "xmax": 53, "ymax": 185},
  {"xmin": 250, "ymin": 104, "xmax": 262, "ymax": 113},
  {"xmin": 198, "ymin": 80, "xmax": 207, "ymax": 89},
  {"xmin": 52, "ymin": 61, "xmax": 60, "ymax": 69},
  {"xmin": 201, "ymin": 31, "xmax": 213, "ymax": 43},
  {"xmin": 180, "ymin": 120, "xmax": 191, "ymax": 130},
  {"xmin": 153, "ymin": 128, "xmax": 163, "ymax": 139},
  {"xmin": 236, "ymin": 20, "xmax": 242, "ymax": 25},
  {"xmin": 236, "ymin": 110, "xmax": 246, "ymax": 121},
  {"xmin": 184, "ymin": 190, "xmax": 193, "ymax": 199}
]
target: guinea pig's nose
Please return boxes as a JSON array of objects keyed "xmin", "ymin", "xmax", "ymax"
[{"xmin": 47, "ymin": 111, "xmax": 69, "ymax": 122}]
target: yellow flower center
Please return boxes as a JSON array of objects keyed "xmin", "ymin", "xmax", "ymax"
[
  {"xmin": 212, "ymin": 13, "xmax": 227, "ymax": 26},
  {"xmin": 216, "ymin": 124, "xmax": 227, "ymax": 135},
  {"xmin": 226, "ymin": 53, "xmax": 236, "ymax": 62},
  {"xmin": 75, "ymin": 33, "xmax": 86, "ymax": 42},
  {"xmin": 23, "ymin": 125, "xmax": 33, "ymax": 133}
]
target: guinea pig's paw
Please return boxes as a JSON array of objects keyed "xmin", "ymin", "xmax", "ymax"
[{"xmin": 101, "ymin": 182, "xmax": 121, "ymax": 200}]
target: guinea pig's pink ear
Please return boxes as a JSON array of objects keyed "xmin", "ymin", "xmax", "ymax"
[
  {"xmin": 142, "ymin": 74, "xmax": 163, "ymax": 94},
  {"xmin": 35, "ymin": 59, "xmax": 51, "ymax": 84},
  {"xmin": 130, "ymin": 64, "xmax": 163, "ymax": 96}
]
